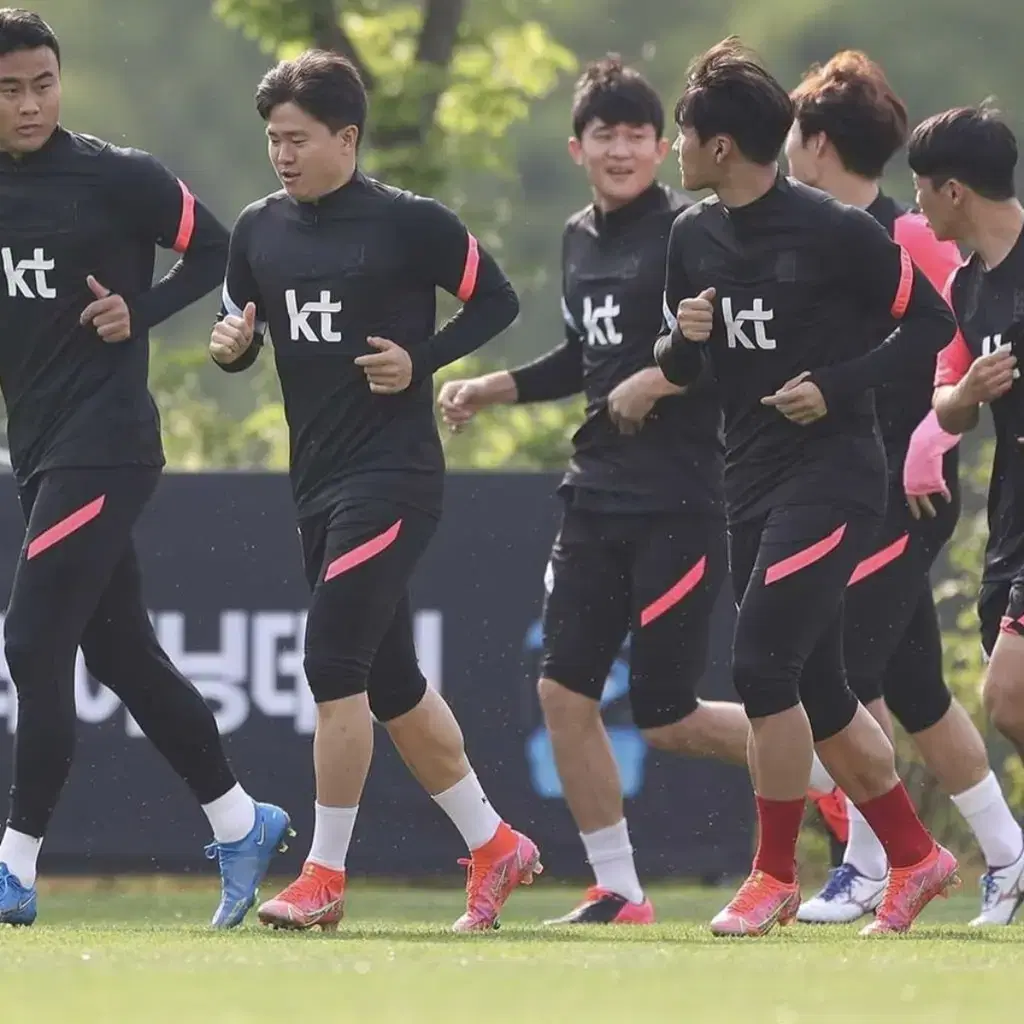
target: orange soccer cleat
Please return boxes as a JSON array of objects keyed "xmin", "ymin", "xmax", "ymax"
[
  {"xmin": 860, "ymin": 844, "xmax": 960, "ymax": 935},
  {"xmin": 710, "ymin": 870, "xmax": 801, "ymax": 937},
  {"xmin": 452, "ymin": 824, "xmax": 543, "ymax": 932},
  {"xmin": 256, "ymin": 861, "xmax": 346, "ymax": 933}
]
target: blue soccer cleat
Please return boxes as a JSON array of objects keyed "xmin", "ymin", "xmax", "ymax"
[
  {"xmin": 206, "ymin": 802, "xmax": 294, "ymax": 929},
  {"xmin": 0, "ymin": 862, "xmax": 37, "ymax": 926}
]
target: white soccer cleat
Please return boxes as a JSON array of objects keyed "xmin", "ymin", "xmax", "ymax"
[
  {"xmin": 797, "ymin": 863, "xmax": 886, "ymax": 924},
  {"xmin": 970, "ymin": 840, "xmax": 1024, "ymax": 926}
]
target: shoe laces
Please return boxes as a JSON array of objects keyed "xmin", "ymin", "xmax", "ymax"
[
  {"xmin": 819, "ymin": 863, "xmax": 859, "ymax": 902},
  {"xmin": 728, "ymin": 872, "xmax": 779, "ymax": 915},
  {"xmin": 458, "ymin": 855, "xmax": 502, "ymax": 907},
  {"xmin": 979, "ymin": 870, "xmax": 1000, "ymax": 910}
]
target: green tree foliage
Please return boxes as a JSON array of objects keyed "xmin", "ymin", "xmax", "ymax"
[{"xmin": 212, "ymin": 0, "xmax": 576, "ymax": 195}]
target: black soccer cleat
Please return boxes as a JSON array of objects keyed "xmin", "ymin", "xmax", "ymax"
[{"xmin": 544, "ymin": 886, "xmax": 654, "ymax": 925}]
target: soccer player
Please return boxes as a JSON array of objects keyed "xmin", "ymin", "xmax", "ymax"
[
  {"xmin": 0, "ymin": 8, "xmax": 290, "ymax": 929},
  {"xmin": 437, "ymin": 56, "xmax": 749, "ymax": 926},
  {"xmin": 656, "ymin": 38, "xmax": 958, "ymax": 937},
  {"xmin": 211, "ymin": 50, "xmax": 539, "ymax": 934},
  {"xmin": 785, "ymin": 53, "xmax": 1024, "ymax": 927},
  {"xmin": 911, "ymin": 104, "xmax": 1024, "ymax": 917}
]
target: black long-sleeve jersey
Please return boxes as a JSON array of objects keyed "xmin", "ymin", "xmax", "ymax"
[
  {"xmin": 655, "ymin": 175, "xmax": 956, "ymax": 522},
  {"xmin": 218, "ymin": 170, "xmax": 519, "ymax": 519},
  {"xmin": 0, "ymin": 127, "xmax": 228, "ymax": 484},
  {"xmin": 510, "ymin": 183, "xmax": 723, "ymax": 518},
  {"xmin": 936, "ymin": 227, "xmax": 1024, "ymax": 584}
]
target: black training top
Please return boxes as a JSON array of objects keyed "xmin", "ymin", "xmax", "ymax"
[
  {"xmin": 511, "ymin": 183, "xmax": 723, "ymax": 518},
  {"xmin": 656, "ymin": 175, "xmax": 956, "ymax": 523},
  {"xmin": 936, "ymin": 226, "xmax": 1024, "ymax": 584},
  {"xmin": 0, "ymin": 127, "xmax": 228, "ymax": 484},
  {"xmin": 218, "ymin": 170, "xmax": 519, "ymax": 519}
]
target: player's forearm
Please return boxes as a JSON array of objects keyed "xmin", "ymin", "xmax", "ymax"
[
  {"xmin": 409, "ymin": 280, "xmax": 519, "ymax": 382},
  {"xmin": 809, "ymin": 293, "xmax": 956, "ymax": 408},
  {"xmin": 632, "ymin": 365, "xmax": 685, "ymax": 398},
  {"xmin": 933, "ymin": 383, "xmax": 980, "ymax": 434},
  {"xmin": 510, "ymin": 340, "xmax": 583, "ymax": 403},
  {"xmin": 654, "ymin": 328, "xmax": 705, "ymax": 387},
  {"xmin": 134, "ymin": 211, "xmax": 229, "ymax": 330}
]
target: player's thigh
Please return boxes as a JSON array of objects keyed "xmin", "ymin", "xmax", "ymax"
[
  {"xmin": 978, "ymin": 579, "xmax": 1010, "ymax": 663},
  {"xmin": 733, "ymin": 505, "xmax": 880, "ymax": 697},
  {"xmin": 628, "ymin": 515, "xmax": 726, "ymax": 729},
  {"xmin": 880, "ymin": 587, "xmax": 951, "ymax": 734},
  {"xmin": 984, "ymin": 579, "xmax": 1024, "ymax": 716},
  {"xmin": 4, "ymin": 467, "xmax": 158, "ymax": 655},
  {"xmin": 79, "ymin": 541, "xmax": 166, "ymax": 684},
  {"xmin": 366, "ymin": 593, "xmax": 429, "ymax": 723},
  {"xmin": 538, "ymin": 510, "xmax": 630, "ymax": 701},
  {"xmin": 844, "ymin": 501, "xmax": 948, "ymax": 704},
  {"xmin": 302, "ymin": 502, "xmax": 437, "ymax": 703}
]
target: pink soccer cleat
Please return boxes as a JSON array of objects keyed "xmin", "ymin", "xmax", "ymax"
[
  {"xmin": 544, "ymin": 886, "xmax": 655, "ymax": 925},
  {"xmin": 452, "ymin": 824, "xmax": 543, "ymax": 932},
  {"xmin": 860, "ymin": 844, "xmax": 960, "ymax": 935},
  {"xmin": 710, "ymin": 870, "xmax": 801, "ymax": 937}
]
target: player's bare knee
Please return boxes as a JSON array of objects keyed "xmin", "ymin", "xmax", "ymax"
[
  {"xmin": 642, "ymin": 712, "xmax": 703, "ymax": 754},
  {"xmin": 983, "ymin": 667, "xmax": 1024, "ymax": 742},
  {"xmin": 537, "ymin": 676, "xmax": 600, "ymax": 731}
]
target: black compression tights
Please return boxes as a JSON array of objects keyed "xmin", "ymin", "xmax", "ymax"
[{"xmin": 4, "ymin": 467, "xmax": 237, "ymax": 837}]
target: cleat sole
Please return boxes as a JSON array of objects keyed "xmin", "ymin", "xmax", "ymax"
[{"xmin": 277, "ymin": 827, "xmax": 298, "ymax": 855}]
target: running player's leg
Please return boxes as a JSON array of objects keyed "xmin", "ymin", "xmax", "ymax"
[
  {"xmin": 0, "ymin": 468, "xmax": 162, "ymax": 922},
  {"xmin": 375, "ymin": 597, "xmax": 540, "ymax": 932},
  {"xmin": 801, "ymin": 508, "xmax": 941, "ymax": 920},
  {"xmin": 712, "ymin": 505, "xmax": 861, "ymax": 936},
  {"xmin": 77, "ymin": 541, "xmax": 291, "ymax": 929},
  {"xmin": 257, "ymin": 501, "xmax": 429, "ymax": 932},
  {"xmin": 887, "ymin": 591, "xmax": 1024, "ymax": 925},
  {"xmin": 983, "ymin": 577, "xmax": 1024, "ymax": 762},
  {"xmin": 630, "ymin": 516, "xmax": 747, "ymax": 765},
  {"xmin": 534, "ymin": 508, "xmax": 642, "ymax": 923}
]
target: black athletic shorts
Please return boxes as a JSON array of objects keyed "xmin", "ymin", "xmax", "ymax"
[
  {"xmin": 539, "ymin": 505, "xmax": 727, "ymax": 730},
  {"xmin": 728, "ymin": 503, "xmax": 881, "ymax": 738},
  {"xmin": 979, "ymin": 575, "xmax": 1024, "ymax": 659},
  {"xmin": 298, "ymin": 499, "xmax": 436, "ymax": 716},
  {"xmin": 843, "ymin": 474, "xmax": 958, "ymax": 705}
]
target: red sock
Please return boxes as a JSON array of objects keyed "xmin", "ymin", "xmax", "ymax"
[
  {"xmin": 752, "ymin": 796, "xmax": 804, "ymax": 884},
  {"xmin": 855, "ymin": 783, "xmax": 934, "ymax": 869}
]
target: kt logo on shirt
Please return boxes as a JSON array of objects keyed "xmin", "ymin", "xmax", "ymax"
[
  {"xmin": 1, "ymin": 247, "xmax": 56, "ymax": 299},
  {"xmin": 285, "ymin": 287, "xmax": 342, "ymax": 343}
]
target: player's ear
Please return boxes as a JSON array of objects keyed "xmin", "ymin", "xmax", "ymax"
[
  {"xmin": 655, "ymin": 137, "xmax": 671, "ymax": 162},
  {"xmin": 339, "ymin": 124, "xmax": 359, "ymax": 152},
  {"xmin": 568, "ymin": 135, "xmax": 584, "ymax": 165},
  {"xmin": 713, "ymin": 135, "xmax": 731, "ymax": 164}
]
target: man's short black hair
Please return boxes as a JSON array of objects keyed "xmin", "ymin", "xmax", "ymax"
[
  {"xmin": 909, "ymin": 105, "xmax": 1017, "ymax": 202},
  {"xmin": 256, "ymin": 49, "xmax": 367, "ymax": 135},
  {"xmin": 791, "ymin": 51, "xmax": 907, "ymax": 179},
  {"xmin": 674, "ymin": 37, "xmax": 793, "ymax": 165},
  {"xmin": 0, "ymin": 8, "xmax": 59, "ymax": 64},
  {"xmin": 571, "ymin": 54, "xmax": 664, "ymax": 138}
]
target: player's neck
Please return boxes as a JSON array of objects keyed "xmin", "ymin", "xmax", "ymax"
[
  {"xmin": 964, "ymin": 199, "xmax": 1024, "ymax": 272},
  {"xmin": 309, "ymin": 162, "xmax": 358, "ymax": 202},
  {"xmin": 819, "ymin": 171, "xmax": 879, "ymax": 210},
  {"xmin": 715, "ymin": 162, "xmax": 778, "ymax": 209}
]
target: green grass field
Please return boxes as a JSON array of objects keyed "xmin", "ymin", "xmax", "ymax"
[{"xmin": 1, "ymin": 877, "xmax": 1021, "ymax": 1023}]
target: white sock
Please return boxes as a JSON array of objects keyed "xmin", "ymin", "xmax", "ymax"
[
  {"xmin": 202, "ymin": 784, "xmax": 257, "ymax": 844},
  {"xmin": 951, "ymin": 771, "xmax": 1024, "ymax": 868},
  {"xmin": 0, "ymin": 827, "xmax": 42, "ymax": 888},
  {"xmin": 843, "ymin": 795, "xmax": 888, "ymax": 879},
  {"xmin": 809, "ymin": 755, "xmax": 835, "ymax": 793},
  {"xmin": 308, "ymin": 804, "xmax": 359, "ymax": 871},
  {"xmin": 581, "ymin": 819, "xmax": 644, "ymax": 904},
  {"xmin": 432, "ymin": 772, "xmax": 502, "ymax": 851}
]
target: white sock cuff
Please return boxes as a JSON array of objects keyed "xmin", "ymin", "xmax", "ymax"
[
  {"xmin": 581, "ymin": 819, "xmax": 633, "ymax": 865},
  {"xmin": 950, "ymin": 771, "xmax": 1002, "ymax": 816}
]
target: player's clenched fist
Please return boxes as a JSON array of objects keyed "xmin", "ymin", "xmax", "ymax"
[
  {"xmin": 676, "ymin": 287, "xmax": 716, "ymax": 342},
  {"xmin": 210, "ymin": 302, "xmax": 256, "ymax": 365}
]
